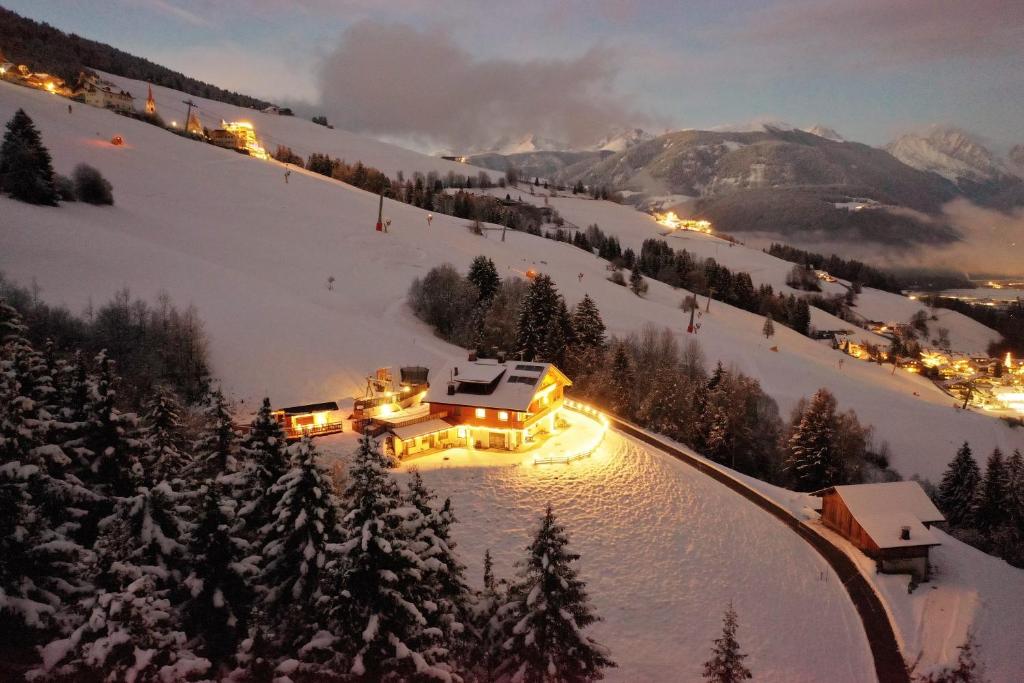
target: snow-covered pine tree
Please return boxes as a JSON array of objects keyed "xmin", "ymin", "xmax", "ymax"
[
  {"xmin": 468, "ymin": 255, "xmax": 501, "ymax": 301},
  {"xmin": 36, "ymin": 488, "xmax": 206, "ymax": 681},
  {"xmin": 183, "ymin": 482, "xmax": 255, "ymax": 669},
  {"xmin": 192, "ymin": 387, "xmax": 239, "ymax": 483},
  {"xmin": 515, "ymin": 274, "xmax": 563, "ymax": 361},
  {"xmin": 140, "ymin": 385, "xmax": 191, "ymax": 484},
  {"xmin": 973, "ymin": 448, "xmax": 1009, "ymax": 534},
  {"xmin": 937, "ymin": 443, "xmax": 981, "ymax": 528},
  {"xmin": 471, "ymin": 549, "xmax": 507, "ymax": 682},
  {"xmin": 702, "ymin": 602, "xmax": 752, "ymax": 682},
  {"xmin": 1008, "ymin": 450, "xmax": 1024, "ymax": 533},
  {"xmin": 628, "ymin": 268, "xmax": 647, "ymax": 296},
  {"xmin": 404, "ymin": 471, "xmax": 473, "ymax": 666},
  {"xmin": 785, "ymin": 389, "xmax": 841, "ymax": 491},
  {"xmin": 603, "ymin": 343, "xmax": 635, "ymax": 419},
  {"xmin": 541, "ymin": 314, "xmax": 568, "ymax": 367},
  {"xmin": 255, "ymin": 436, "xmax": 339, "ymax": 618},
  {"xmin": 0, "ymin": 108, "xmax": 59, "ymax": 206},
  {"xmin": 571, "ymin": 294, "xmax": 606, "ymax": 352},
  {"xmin": 235, "ymin": 397, "xmax": 289, "ymax": 540},
  {"xmin": 318, "ymin": 432, "xmax": 454, "ymax": 680},
  {"xmin": 495, "ymin": 505, "xmax": 615, "ymax": 682}
]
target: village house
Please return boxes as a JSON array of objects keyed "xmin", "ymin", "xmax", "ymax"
[
  {"xmin": 813, "ymin": 481, "xmax": 945, "ymax": 582},
  {"xmin": 380, "ymin": 358, "xmax": 572, "ymax": 459},
  {"xmin": 272, "ymin": 401, "xmax": 345, "ymax": 440},
  {"xmin": 74, "ymin": 73, "xmax": 134, "ymax": 112},
  {"xmin": 209, "ymin": 120, "xmax": 269, "ymax": 159}
]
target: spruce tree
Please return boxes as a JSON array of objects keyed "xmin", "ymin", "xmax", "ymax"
[
  {"xmin": 541, "ymin": 313, "xmax": 569, "ymax": 367},
  {"xmin": 973, "ymin": 448, "xmax": 1009, "ymax": 534},
  {"xmin": 937, "ymin": 443, "xmax": 981, "ymax": 527},
  {"xmin": 515, "ymin": 274, "xmax": 563, "ymax": 361},
  {"xmin": 192, "ymin": 387, "xmax": 239, "ymax": 483},
  {"xmin": 140, "ymin": 385, "xmax": 191, "ymax": 484},
  {"xmin": 183, "ymin": 482, "xmax": 255, "ymax": 668},
  {"xmin": 255, "ymin": 436, "xmax": 340, "ymax": 622},
  {"xmin": 235, "ymin": 397, "xmax": 289, "ymax": 540},
  {"xmin": 1008, "ymin": 450, "xmax": 1024, "ymax": 533},
  {"xmin": 468, "ymin": 255, "xmax": 501, "ymax": 301},
  {"xmin": 786, "ymin": 389, "xmax": 840, "ymax": 491},
  {"xmin": 495, "ymin": 505, "xmax": 614, "ymax": 682},
  {"xmin": 0, "ymin": 109, "xmax": 59, "ymax": 205},
  {"xmin": 472, "ymin": 548, "xmax": 507, "ymax": 681},
  {"xmin": 572, "ymin": 294, "xmax": 606, "ymax": 351},
  {"xmin": 604, "ymin": 344, "xmax": 635, "ymax": 418},
  {"xmin": 702, "ymin": 603, "xmax": 752, "ymax": 682},
  {"xmin": 318, "ymin": 433, "xmax": 454, "ymax": 680},
  {"xmin": 629, "ymin": 268, "xmax": 648, "ymax": 296},
  {"xmin": 762, "ymin": 314, "xmax": 775, "ymax": 339}
]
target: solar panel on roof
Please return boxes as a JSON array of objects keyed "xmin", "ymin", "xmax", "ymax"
[
  {"xmin": 515, "ymin": 364, "xmax": 544, "ymax": 372},
  {"xmin": 507, "ymin": 375, "xmax": 538, "ymax": 385}
]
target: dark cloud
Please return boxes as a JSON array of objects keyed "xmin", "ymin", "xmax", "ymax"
[{"xmin": 315, "ymin": 21, "xmax": 649, "ymax": 152}]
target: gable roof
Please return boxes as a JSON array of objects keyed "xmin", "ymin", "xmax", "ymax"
[
  {"xmin": 275, "ymin": 401, "xmax": 339, "ymax": 415},
  {"xmin": 814, "ymin": 481, "xmax": 945, "ymax": 548},
  {"xmin": 424, "ymin": 360, "xmax": 570, "ymax": 412}
]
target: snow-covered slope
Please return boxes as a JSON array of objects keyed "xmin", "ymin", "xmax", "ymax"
[
  {"xmin": 97, "ymin": 71, "xmax": 494, "ymax": 180},
  {"xmin": 316, "ymin": 426, "xmax": 876, "ymax": 682},
  {"xmin": 805, "ymin": 124, "xmax": 845, "ymax": 142},
  {"xmin": 1, "ymin": 79, "xmax": 1021, "ymax": 486}
]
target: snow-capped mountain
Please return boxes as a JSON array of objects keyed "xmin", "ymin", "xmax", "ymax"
[
  {"xmin": 591, "ymin": 127, "xmax": 655, "ymax": 152},
  {"xmin": 1009, "ymin": 144, "xmax": 1024, "ymax": 171},
  {"xmin": 477, "ymin": 132, "xmax": 570, "ymax": 155},
  {"xmin": 885, "ymin": 126, "xmax": 1015, "ymax": 184},
  {"xmin": 708, "ymin": 119, "xmax": 797, "ymax": 134},
  {"xmin": 804, "ymin": 125, "xmax": 845, "ymax": 142}
]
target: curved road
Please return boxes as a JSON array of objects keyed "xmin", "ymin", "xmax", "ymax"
[{"xmin": 608, "ymin": 417, "xmax": 910, "ymax": 683}]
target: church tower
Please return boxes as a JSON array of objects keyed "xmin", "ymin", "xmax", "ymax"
[{"xmin": 145, "ymin": 83, "xmax": 156, "ymax": 115}]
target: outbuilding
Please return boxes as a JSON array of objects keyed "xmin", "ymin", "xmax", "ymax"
[{"xmin": 813, "ymin": 481, "xmax": 945, "ymax": 582}]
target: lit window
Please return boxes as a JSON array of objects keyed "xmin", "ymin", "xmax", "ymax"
[
  {"xmin": 457, "ymin": 427, "xmax": 467, "ymax": 438},
  {"xmin": 475, "ymin": 408, "xmax": 486, "ymax": 418},
  {"xmin": 498, "ymin": 411, "xmax": 509, "ymax": 421}
]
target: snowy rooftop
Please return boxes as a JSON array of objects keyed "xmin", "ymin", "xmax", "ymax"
[
  {"xmin": 424, "ymin": 360, "xmax": 562, "ymax": 412},
  {"xmin": 815, "ymin": 481, "xmax": 945, "ymax": 548},
  {"xmin": 390, "ymin": 418, "xmax": 455, "ymax": 441}
]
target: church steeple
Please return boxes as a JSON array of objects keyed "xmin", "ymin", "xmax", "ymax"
[{"xmin": 145, "ymin": 83, "xmax": 156, "ymax": 115}]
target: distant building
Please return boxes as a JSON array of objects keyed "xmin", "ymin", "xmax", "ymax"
[
  {"xmin": 813, "ymin": 481, "xmax": 944, "ymax": 581},
  {"xmin": 209, "ymin": 120, "xmax": 268, "ymax": 159},
  {"xmin": 75, "ymin": 73, "xmax": 134, "ymax": 112},
  {"xmin": 145, "ymin": 83, "xmax": 156, "ymax": 115},
  {"xmin": 272, "ymin": 401, "xmax": 344, "ymax": 439}
]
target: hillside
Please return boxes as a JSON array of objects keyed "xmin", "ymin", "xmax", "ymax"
[
  {"xmin": 551, "ymin": 128, "xmax": 963, "ymax": 245},
  {"xmin": 0, "ymin": 6, "xmax": 275, "ymax": 110},
  {"xmin": 1, "ymin": 77, "xmax": 1021, "ymax": 483}
]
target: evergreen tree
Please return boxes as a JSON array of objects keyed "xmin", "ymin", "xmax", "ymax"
[
  {"xmin": 254, "ymin": 436, "xmax": 339, "ymax": 630},
  {"xmin": 785, "ymin": 389, "xmax": 841, "ymax": 491},
  {"xmin": 495, "ymin": 505, "xmax": 614, "ymax": 682},
  {"xmin": 702, "ymin": 603, "xmax": 752, "ymax": 682},
  {"xmin": 516, "ymin": 274, "xmax": 563, "ymax": 361},
  {"xmin": 235, "ymin": 397, "xmax": 289, "ymax": 540},
  {"xmin": 973, "ymin": 448, "xmax": 1009, "ymax": 534},
  {"xmin": 0, "ymin": 109, "xmax": 59, "ymax": 205},
  {"xmin": 468, "ymin": 255, "xmax": 501, "ymax": 301},
  {"xmin": 183, "ymin": 482, "xmax": 255, "ymax": 668},
  {"xmin": 762, "ymin": 314, "xmax": 775, "ymax": 339},
  {"xmin": 541, "ymin": 308, "xmax": 569, "ymax": 367},
  {"xmin": 937, "ymin": 443, "xmax": 981, "ymax": 527},
  {"xmin": 629, "ymin": 268, "xmax": 648, "ymax": 296},
  {"xmin": 603, "ymin": 344, "xmax": 635, "ymax": 418},
  {"xmin": 192, "ymin": 387, "xmax": 239, "ymax": 482},
  {"xmin": 140, "ymin": 385, "xmax": 191, "ymax": 483},
  {"xmin": 317, "ymin": 433, "xmax": 454, "ymax": 679},
  {"xmin": 472, "ymin": 548, "xmax": 507, "ymax": 682},
  {"xmin": 572, "ymin": 295, "xmax": 606, "ymax": 351},
  {"xmin": 1008, "ymin": 450, "xmax": 1024, "ymax": 533}
]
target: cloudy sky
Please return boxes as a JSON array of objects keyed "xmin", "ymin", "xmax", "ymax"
[{"xmin": 8, "ymin": 0, "xmax": 1024, "ymax": 152}]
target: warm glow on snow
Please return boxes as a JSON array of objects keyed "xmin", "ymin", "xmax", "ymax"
[{"xmin": 653, "ymin": 211, "xmax": 712, "ymax": 233}]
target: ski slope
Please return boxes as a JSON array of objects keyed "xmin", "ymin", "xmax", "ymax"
[
  {"xmin": 1, "ymin": 79, "xmax": 1022, "ymax": 486},
  {"xmin": 316, "ymin": 426, "xmax": 876, "ymax": 682}
]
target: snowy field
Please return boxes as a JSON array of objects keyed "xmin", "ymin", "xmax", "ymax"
[
  {"xmin": 1, "ymin": 78, "xmax": 1022, "ymax": 487},
  {"xmin": 319, "ymin": 428, "xmax": 876, "ymax": 682}
]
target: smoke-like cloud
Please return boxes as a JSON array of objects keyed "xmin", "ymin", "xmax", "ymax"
[
  {"xmin": 315, "ymin": 21, "xmax": 649, "ymax": 152},
  {"xmin": 915, "ymin": 199, "xmax": 1024, "ymax": 276}
]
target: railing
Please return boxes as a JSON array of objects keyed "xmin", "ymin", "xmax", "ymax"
[
  {"xmin": 284, "ymin": 421, "xmax": 345, "ymax": 440},
  {"xmin": 532, "ymin": 399, "xmax": 609, "ymax": 465}
]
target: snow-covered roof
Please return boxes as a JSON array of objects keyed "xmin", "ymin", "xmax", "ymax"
[
  {"xmin": 854, "ymin": 511, "xmax": 940, "ymax": 550},
  {"xmin": 815, "ymin": 481, "xmax": 945, "ymax": 548},
  {"xmin": 424, "ymin": 360, "xmax": 567, "ymax": 412},
  {"xmin": 390, "ymin": 418, "xmax": 454, "ymax": 441}
]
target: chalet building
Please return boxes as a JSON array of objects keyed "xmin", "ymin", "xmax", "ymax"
[
  {"xmin": 272, "ymin": 401, "xmax": 345, "ymax": 440},
  {"xmin": 813, "ymin": 481, "xmax": 944, "ymax": 581},
  {"xmin": 75, "ymin": 73, "xmax": 134, "ymax": 112},
  {"xmin": 385, "ymin": 358, "xmax": 571, "ymax": 458}
]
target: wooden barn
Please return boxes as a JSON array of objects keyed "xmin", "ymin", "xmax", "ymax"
[{"xmin": 813, "ymin": 481, "xmax": 945, "ymax": 581}]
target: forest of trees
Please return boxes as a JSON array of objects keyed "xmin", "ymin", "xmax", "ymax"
[
  {"xmin": 935, "ymin": 442, "xmax": 1024, "ymax": 568},
  {"xmin": 766, "ymin": 243, "xmax": 903, "ymax": 293},
  {"xmin": 409, "ymin": 259, "xmax": 895, "ymax": 489},
  {"xmin": 0, "ymin": 290, "xmax": 623, "ymax": 680},
  {"xmin": 920, "ymin": 295, "xmax": 1024, "ymax": 357},
  {"xmin": 0, "ymin": 6, "xmax": 276, "ymax": 110}
]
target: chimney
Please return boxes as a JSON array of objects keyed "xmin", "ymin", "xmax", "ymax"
[
  {"xmin": 899, "ymin": 526, "xmax": 911, "ymax": 541},
  {"xmin": 453, "ymin": 367, "xmax": 459, "ymax": 376},
  {"xmin": 447, "ymin": 382, "xmax": 456, "ymax": 395},
  {"xmin": 497, "ymin": 350, "xmax": 506, "ymax": 363},
  {"xmin": 468, "ymin": 350, "xmax": 477, "ymax": 362}
]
